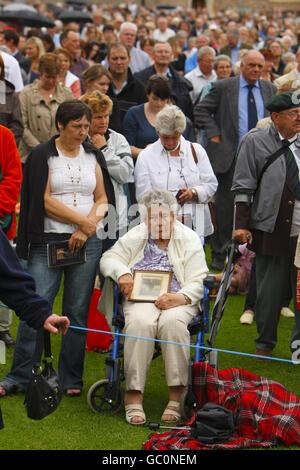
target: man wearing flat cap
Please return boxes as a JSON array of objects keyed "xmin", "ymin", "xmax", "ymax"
[{"xmin": 232, "ymin": 91, "xmax": 300, "ymax": 361}]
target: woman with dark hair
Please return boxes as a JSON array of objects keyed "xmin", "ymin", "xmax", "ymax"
[
  {"xmin": 82, "ymin": 64, "xmax": 122, "ymax": 133},
  {"xmin": 83, "ymin": 40, "xmax": 103, "ymax": 66},
  {"xmin": 39, "ymin": 33, "xmax": 55, "ymax": 52},
  {"xmin": 0, "ymin": 100, "xmax": 115, "ymax": 398},
  {"xmin": 18, "ymin": 52, "xmax": 74, "ymax": 164},
  {"xmin": 123, "ymin": 75, "xmax": 173, "ymax": 159}
]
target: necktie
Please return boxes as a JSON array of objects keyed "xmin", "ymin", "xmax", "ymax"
[
  {"xmin": 282, "ymin": 138, "xmax": 300, "ymax": 200},
  {"xmin": 247, "ymin": 84, "xmax": 258, "ymax": 131}
]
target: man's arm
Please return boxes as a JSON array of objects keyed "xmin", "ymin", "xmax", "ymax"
[
  {"xmin": 0, "ymin": 230, "xmax": 69, "ymax": 333},
  {"xmin": 193, "ymin": 81, "xmax": 222, "ymax": 139}
]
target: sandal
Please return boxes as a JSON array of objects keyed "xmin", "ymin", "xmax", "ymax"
[
  {"xmin": 0, "ymin": 379, "xmax": 18, "ymax": 398},
  {"xmin": 161, "ymin": 400, "xmax": 181, "ymax": 423},
  {"xmin": 125, "ymin": 403, "xmax": 146, "ymax": 426}
]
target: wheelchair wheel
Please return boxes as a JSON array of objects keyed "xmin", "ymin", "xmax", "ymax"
[
  {"xmin": 207, "ymin": 349, "xmax": 219, "ymax": 369},
  {"xmin": 87, "ymin": 379, "xmax": 123, "ymax": 414}
]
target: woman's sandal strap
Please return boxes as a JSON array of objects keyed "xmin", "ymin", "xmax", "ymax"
[
  {"xmin": 161, "ymin": 400, "xmax": 181, "ymax": 422},
  {"xmin": 125, "ymin": 404, "xmax": 146, "ymax": 425}
]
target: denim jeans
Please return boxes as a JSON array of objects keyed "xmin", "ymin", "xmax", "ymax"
[{"xmin": 5, "ymin": 234, "xmax": 102, "ymax": 390}]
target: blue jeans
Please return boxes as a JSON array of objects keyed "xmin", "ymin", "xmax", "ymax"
[{"xmin": 5, "ymin": 234, "xmax": 102, "ymax": 390}]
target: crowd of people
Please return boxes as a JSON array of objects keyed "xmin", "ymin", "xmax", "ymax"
[{"xmin": 0, "ymin": 1, "xmax": 300, "ymax": 425}]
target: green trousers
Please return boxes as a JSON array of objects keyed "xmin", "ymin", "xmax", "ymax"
[{"xmin": 0, "ymin": 305, "xmax": 11, "ymax": 332}]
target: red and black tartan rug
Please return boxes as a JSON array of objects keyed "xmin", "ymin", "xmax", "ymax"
[{"xmin": 143, "ymin": 362, "xmax": 300, "ymax": 450}]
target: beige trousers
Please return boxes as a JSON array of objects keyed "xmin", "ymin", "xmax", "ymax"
[{"xmin": 122, "ymin": 300, "xmax": 198, "ymax": 393}]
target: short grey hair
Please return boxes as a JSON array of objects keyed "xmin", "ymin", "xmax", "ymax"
[
  {"xmin": 120, "ymin": 22, "xmax": 137, "ymax": 35},
  {"xmin": 213, "ymin": 54, "xmax": 232, "ymax": 69},
  {"xmin": 139, "ymin": 189, "xmax": 178, "ymax": 216},
  {"xmin": 197, "ymin": 46, "xmax": 216, "ymax": 59},
  {"xmin": 155, "ymin": 105, "xmax": 186, "ymax": 136}
]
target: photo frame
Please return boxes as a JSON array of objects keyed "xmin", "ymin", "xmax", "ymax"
[{"xmin": 128, "ymin": 270, "xmax": 172, "ymax": 303}]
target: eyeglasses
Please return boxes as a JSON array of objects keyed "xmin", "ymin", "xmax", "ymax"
[{"xmin": 279, "ymin": 110, "xmax": 300, "ymax": 119}]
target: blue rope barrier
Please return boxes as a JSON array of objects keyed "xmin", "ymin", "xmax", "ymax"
[
  {"xmin": 69, "ymin": 324, "xmax": 300, "ymax": 365},
  {"xmin": 2, "ymin": 301, "xmax": 298, "ymax": 364}
]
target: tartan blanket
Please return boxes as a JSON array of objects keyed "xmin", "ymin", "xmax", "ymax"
[{"xmin": 143, "ymin": 362, "xmax": 300, "ymax": 450}]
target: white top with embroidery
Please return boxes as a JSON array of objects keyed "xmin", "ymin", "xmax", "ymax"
[{"xmin": 44, "ymin": 145, "xmax": 97, "ymax": 234}]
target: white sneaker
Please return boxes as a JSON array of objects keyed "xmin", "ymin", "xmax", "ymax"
[
  {"xmin": 240, "ymin": 310, "xmax": 254, "ymax": 325},
  {"xmin": 280, "ymin": 307, "xmax": 295, "ymax": 318}
]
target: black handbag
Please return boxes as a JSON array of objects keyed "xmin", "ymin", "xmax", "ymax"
[
  {"xmin": 189, "ymin": 403, "xmax": 237, "ymax": 444},
  {"xmin": 24, "ymin": 329, "xmax": 62, "ymax": 420}
]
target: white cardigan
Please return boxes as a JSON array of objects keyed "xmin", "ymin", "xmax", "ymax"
[
  {"xmin": 134, "ymin": 135, "xmax": 218, "ymax": 238},
  {"xmin": 99, "ymin": 220, "xmax": 208, "ymax": 305}
]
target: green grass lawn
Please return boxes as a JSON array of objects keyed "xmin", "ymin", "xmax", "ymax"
[{"xmin": 1, "ymin": 268, "xmax": 300, "ymax": 451}]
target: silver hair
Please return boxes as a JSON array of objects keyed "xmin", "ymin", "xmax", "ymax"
[
  {"xmin": 213, "ymin": 54, "xmax": 232, "ymax": 69},
  {"xmin": 155, "ymin": 105, "xmax": 186, "ymax": 136},
  {"xmin": 120, "ymin": 22, "xmax": 137, "ymax": 34},
  {"xmin": 240, "ymin": 49, "xmax": 265, "ymax": 65},
  {"xmin": 197, "ymin": 45, "xmax": 216, "ymax": 59},
  {"xmin": 139, "ymin": 189, "xmax": 178, "ymax": 216}
]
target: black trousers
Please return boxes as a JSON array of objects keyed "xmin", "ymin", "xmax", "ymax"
[
  {"xmin": 209, "ymin": 165, "xmax": 235, "ymax": 263},
  {"xmin": 255, "ymin": 237, "xmax": 299, "ymax": 353}
]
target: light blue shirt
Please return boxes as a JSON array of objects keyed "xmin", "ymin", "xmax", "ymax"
[
  {"xmin": 231, "ymin": 41, "xmax": 241, "ymax": 65},
  {"xmin": 238, "ymin": 75, "xmax": 264, "ymax": 143}
]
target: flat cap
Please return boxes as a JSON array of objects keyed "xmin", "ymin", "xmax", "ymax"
[{"xmin": 266, "ymin": 91, "xmax": 300, "ymax": 112}]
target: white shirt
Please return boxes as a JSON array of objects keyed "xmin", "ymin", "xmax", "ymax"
[
  {"xmin": 44, "ymin": 146, "xmax": 97, "ymax": 234},
  {"xmin": 184, "ymin": 66, "xmax": 217, "ymax": 104},
  {"xmin": 134, "ymin": 135, "xmax": 218, "ymax": 237},
  {"xmin": 1, "ymin": 51, "xmax": 24, "ymax": 93},
  {"xmin": 152, "ymin": 28, "xmax": 176, "ymax": 42}
]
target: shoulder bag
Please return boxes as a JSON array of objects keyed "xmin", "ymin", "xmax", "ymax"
[{"xmin": 24, "ymin": 329, "xmax": 62, "ymax": 420}]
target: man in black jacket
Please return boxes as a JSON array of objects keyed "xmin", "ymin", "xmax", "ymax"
[
  {"xmin": 106, "ymin": 42, "xmax": 147, "ymax": 128},
  {"xmin": 134, "ymin": 41, "xmax": 193, "ymax": 121},
  {"xmin": 3, "ymin": 29, "xmax": 31, "ymax": 76},
  {"xmin": 0, "ymin": 228, "xmax": 69, "ymax": 399}
]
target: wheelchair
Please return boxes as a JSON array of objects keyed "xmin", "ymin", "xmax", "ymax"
[{"xmin": 87, "ymin": 273, "xmax": 220, "ymax": 419}]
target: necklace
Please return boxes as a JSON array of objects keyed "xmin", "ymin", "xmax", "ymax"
[{"xmin": 65, "ymin": 155, "xmax": 82, "ymax": 207}]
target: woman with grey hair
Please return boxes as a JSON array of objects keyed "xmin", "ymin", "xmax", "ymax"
[
  {"xmin": 134, "ymin": 105, "xmax": 218, "ymax": 239},
  {"xmin": 100, "ymin": 188, "xmax": 208, "ymax": 425}
]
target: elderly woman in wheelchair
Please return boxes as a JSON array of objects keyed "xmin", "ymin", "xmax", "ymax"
[{"xmin": 99, "ymin": 189, "xmax": 208, "ymax": 425}]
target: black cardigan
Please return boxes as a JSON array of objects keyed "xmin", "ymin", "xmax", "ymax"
[{"xmin": 16, "ymin": 136, "xmax": 116, "ymax": 260}]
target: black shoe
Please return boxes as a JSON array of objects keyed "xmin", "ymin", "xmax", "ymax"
[
  {"xmin": 210, "ymin": 258, "xmax": 224, "ymax": 271},
  {"xmin": 0, "ymin": 331, "xmax": 15, "ymax": 348}
]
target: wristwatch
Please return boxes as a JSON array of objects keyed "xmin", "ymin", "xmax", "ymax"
[
  {"xmin": 191, "ymin": 188, "xmax": 198, "ymax": 201},
  {"xmin": 183, "ymin": 294, "xmax": 192, "ymax": 305}
]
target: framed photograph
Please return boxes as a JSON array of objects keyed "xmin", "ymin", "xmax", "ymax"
[
  {"xmin": 128, "ymin": 270, "xmax": 172, "ymax": 303},
  {"xmin": 47, "ymin": 240, "xmax": 86, "ymax": 268}
]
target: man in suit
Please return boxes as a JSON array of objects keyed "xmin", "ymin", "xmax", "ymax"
[
  {"xmin": 232, "ymin": 92, "xmax": 300, "ymax": 360},
  {"xmin": 3, "ymin": 30, "xmax": 30, "ymax": 77},
  {"xmin": 219, "ymin": 28, "xmax": 252, "ymax": 65},
  {"xmin": 194, "ymin": 49, "xmax": 276, "ymax": 270}
]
